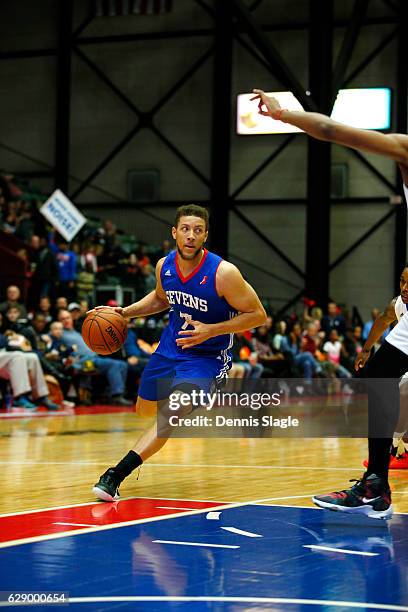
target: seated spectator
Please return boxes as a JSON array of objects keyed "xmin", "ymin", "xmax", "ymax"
[
  {"xmin": 97, "ymin": 219, "xmax": 117, "ymax": 251},
  {"xmin": 141, "ymin": 263, "xmax": 156, "ymax": 293},
  {"xmin": 30, "ymin": 313, "xmax": 51, "ymax": 348},
  {"xmin": 2, "ymin": 200, "xmax": 19, "ymax": 234},
  {"xmin": 154, "ymin": 239, "xmax": 172, "ymax": 263},
  {"xmin": 0, "ymin": 285, "xmax": 28, "ymax": 319},
  {"xmin": 0, "ymin": 331, "xmax": 59, "ymax": 410},
  {"xmin": 265, "ymin": 314, "xmax": 274, "ymax": 343},
  {"xmin": 136, "ymin": 245, "xmax": 150, "ymax": 268},
  {"xmin": 121, "ymin": 253, "xmax": 142, "ymax": 287},
  {"xmin": 48, "ymin": 321, "xmax": 76, "ymax": 361},
  {"xmin": 55, "ymin": 296, "xmax": 69, "ymax": 313},
  {"xmin": 80, "ymin": 241, "xmax": 98, "ymax": 273},
  {"xmin": 232, "ymin": 332, "xmax": 264, "ymax": 379},
  {"xmin": 253, "ymin": 324, "xmax": 288, "ymax": 377},
  {"xmin": 76, "ymin": 261, "xmax": 95, "ymax": 306},
  {"xmin": 342, "ymin": 325, "xmax": 364, "ymax": 372},
  {"xmin": 124, "ymin": 322, "xmax": 152, "ymax": 400},
  {"xmin": 321, "ymin": 302, "xmax": 346, "ymax": 338},
  {"xmin": 35, "ymin": 296, "xmax": 53, "ymax": 326},
  {"xmin": 4, "ymin": 305, "xmax": 36, "ymax": 347},
  {"xmin": 272, "ymin": 320, "xmax": 287, "ymax": 352},
  {"xmin": 68, "ymin": 302, "xmax": 87, "ymax": 332},
  {"xmin": 98, "ymin": 235, "xmax": 127, "ymax": 278},
  {"xmin": 280, "ymin": 322, "xmax": 322, "ymax": 383},
  {"xmin": 302, "ymin": 321, "xmax": 322, "ymax": 358},
  {"xmin": 322, "ymin": 329, "xmax": 352, "ymax": 379},
  {"xmin": 58, "ymin": 309, "xmax": 131, "ymax": 406},
  {"xmin": 29, "ymin": 234, "xmax": 59, "ymax": 305},
  {"xmin": 52, "ymin": 237, "xmax": 77, "ymax": 300},
  {"xmin": 362, "ymin": 308, "xmax": 380, "ymax": 342}
]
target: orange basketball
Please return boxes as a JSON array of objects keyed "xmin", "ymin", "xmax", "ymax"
[{"xmin": 82, "ymin": 308, "xmax": 128, "ymax": 355}]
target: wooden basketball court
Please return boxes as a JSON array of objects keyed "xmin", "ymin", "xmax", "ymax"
[
  {"xmin": 2, "ymin": 408, "xmax": 408, "ymax": 515},
  {"xmin": 1, "ymin": 407, "xmax": 408, "ymax": 610}
]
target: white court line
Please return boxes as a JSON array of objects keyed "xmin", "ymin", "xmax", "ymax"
[
  {"xmin": 53, "ymin": 522, "xmax": 95, "ymax": 528},
  {"xmin": 0, "ymin": 495, "xmax": 322, "ymax": 549},
  {"xmin": 156, "ymin": 506, "xmax": 197, "ymax": 511},
  {"xmin": 0, "ymin": 496, "xmax": 228, "ymax": 518},
  {"xmin": 304, "ymin": 545, "xmax": 378, "ymax": 557},
  {"xmin": 0, "ymin": 596, "xmax": 404, "ymax": 610},
  {"xmin": 0, "ymin": 499, "xmax": 406, "ymax": 550},
  {"xmin": 0, "ymin": 460, "xmax": 362, "ymax": 470},
  {"xmin": 152, "ymin": 539, "xmax": 239, "ymax": 549},
  {"xmin": 221, "ymin": 527, "xmax": 262, "ymax": 538},
  {"xmin": 206, "ymin": 511, "xmax": 221, "ymax": 520}
]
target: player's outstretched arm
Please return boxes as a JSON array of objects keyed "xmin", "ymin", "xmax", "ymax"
[
  {"xmin": 89, "ymin": 258, "xmax": 170, "ymax": 319},
  {"xmin": 251, "ymin": 89, "xmax": 408, "ymax": 165},
  {"xmin": 354, "ymin": 298, "xmax": 397, "ymax": 371},
  {"xmin": 176, "ymin": 262, "xmax": 267, "ymax": 349}
]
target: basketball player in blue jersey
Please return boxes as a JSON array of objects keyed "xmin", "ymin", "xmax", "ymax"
[
  {"xmin": 92, "ymin": 204, "xmax": 266, "ymax": 501},
  {"xmin": 252, "ymin": 89, "xmax": 408, "ymax": 518}
]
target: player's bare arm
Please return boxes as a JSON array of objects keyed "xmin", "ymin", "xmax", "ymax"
[
  {"xmin": 176, "ymin": 261, "xmax": 267, "ymax": 349},
  {"xmin": 354, "ymin": 298, "xmax": 398, "ymax": 371},
  {"xmin": 89, "ymin": 258, "xmax": 170, "ymax": 319},
  {"xmin": 122, "ymin": 258, "xmax": 170, "ymax": 319},
  {"xmin": 251, "ymin": 89, "xmax": 408, "ymax": 166}
]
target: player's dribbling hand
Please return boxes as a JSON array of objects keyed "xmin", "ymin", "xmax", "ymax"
[
  {"xmin": 86, "ymin": 305, "xmax": 125, "ymax": 316},
  {"xmin": 250, "ymin": 89, "xmax": 281, "ymax": 118},
  {"xmin": 354, "ymin": 349, "xmax": 370, "ymax": 371},
  {"xmin": 176, "ymin": 320, "xmax": 213, "ymax": 349}
]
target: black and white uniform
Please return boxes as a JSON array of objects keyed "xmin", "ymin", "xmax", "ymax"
[{"xmin": 391, "ymin": 295, "xmax": 408, "ymax": 385}]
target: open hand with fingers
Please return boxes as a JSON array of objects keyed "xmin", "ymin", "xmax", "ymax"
[
  {"xmin": 250, "ymin": 89, "xmax": 282, "ymax": 119},
  {"xmin": 176, "ymin": 320, "xmax": 214, "ymax": 349}
]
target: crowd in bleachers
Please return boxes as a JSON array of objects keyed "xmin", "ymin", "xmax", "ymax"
[{"xmin": 0, "ymin": 172, "xmax": 386, "ymax": 410}]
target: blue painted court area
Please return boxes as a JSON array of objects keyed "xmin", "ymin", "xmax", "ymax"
[{"xmin": 1, "ymin": 505, "xmax": 408, "ymax": 611}]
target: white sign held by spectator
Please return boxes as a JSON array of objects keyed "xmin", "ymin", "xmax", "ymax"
[{"xmin": 40, "ymin": 189, "xmax": 86, "ymax": 242}]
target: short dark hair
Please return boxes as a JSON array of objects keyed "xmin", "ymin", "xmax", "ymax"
[{"xmin": 174, "ymin": 205, "xmax": 209, "ymax": 231}]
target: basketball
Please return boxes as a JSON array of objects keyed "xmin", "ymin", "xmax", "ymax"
[{"xmin": 82, "ymin": 309, "xmax": 128, "ymax": 355}]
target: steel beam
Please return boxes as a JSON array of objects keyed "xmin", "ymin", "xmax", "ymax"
[
  {"xmin": 330, "ymin": 208, "xmax": 396, "ymax": 271},
  {"xmin": 332, "ymin": 0, "xmax": 369, "ymax": 100},
  {"xmin": 77, "ymin": 29, "xmax": 214, "ymax": 45},
  {"xmin": 231, "ymin": 0, "xmax": 317, "ymax": 112},
  {"xmin": 232, "ymin": 206, "xmax": 305, "ymax": 278},
  {"xmin": 72, "ymin": 47, "xmax": 213, "ymax": 198},
  {"xmin": 231, "ymin": 135, "xmax": 295, "ymax": 199},
  {"xmin": 350, "ymin": 149, "xmax": 397, "ymax": 192},
  {"xmin": 209, "ymin": 0, "xmax": 233, "ymax": 258},
  {"xmin": 55, "ymin": 0, "xmax": 73, "ymax": 193},
  {"xmin": 343, "ymin": 27, "xmax": 398, "ymax": 86},
  {"xmin": 306, "ymin": 0, "xmax": 333, "ymax": 306},
  {"xmin": 76, "ymin": 196, "xmax": 393, "ymax": 208}
]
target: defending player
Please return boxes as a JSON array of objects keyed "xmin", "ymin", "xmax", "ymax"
[
  {"xmin": 356, "ymin": 266, "xmax": 408, "ymax": 470},
  {"xmin": 252, "ymin": 89, "xmax": 408, "ymax": 518},
  {"xmin": 92, "ymin": 204, "xmax": 266, "ymax": 501}
]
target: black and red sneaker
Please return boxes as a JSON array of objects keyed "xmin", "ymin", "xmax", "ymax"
[{"xmin": 312, "ymin": 473, "xmax": 392, "ymax": 520}]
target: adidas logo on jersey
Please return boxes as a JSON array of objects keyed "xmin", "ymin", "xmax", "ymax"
[
  {"xmin": 165, "ymin": 270, "xmax": 171, "ymax": 276},
  {"xmin": 200, "ymin": 275, "xmax": 208, "ymax": 285}
]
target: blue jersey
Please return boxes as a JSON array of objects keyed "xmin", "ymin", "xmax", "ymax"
[{"xmin": 157, "ymin": 249, "xmax": 237, "ymax": 360}]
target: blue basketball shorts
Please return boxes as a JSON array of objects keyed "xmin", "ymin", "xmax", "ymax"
[{"xmin": 138, "ymin": 351, "xmax": 231, "ymax": 402}]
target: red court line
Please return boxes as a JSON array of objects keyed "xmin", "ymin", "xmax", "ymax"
[{"xmin": 0, "ymin": 499, "xmax": 220, "ymax": 544}]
